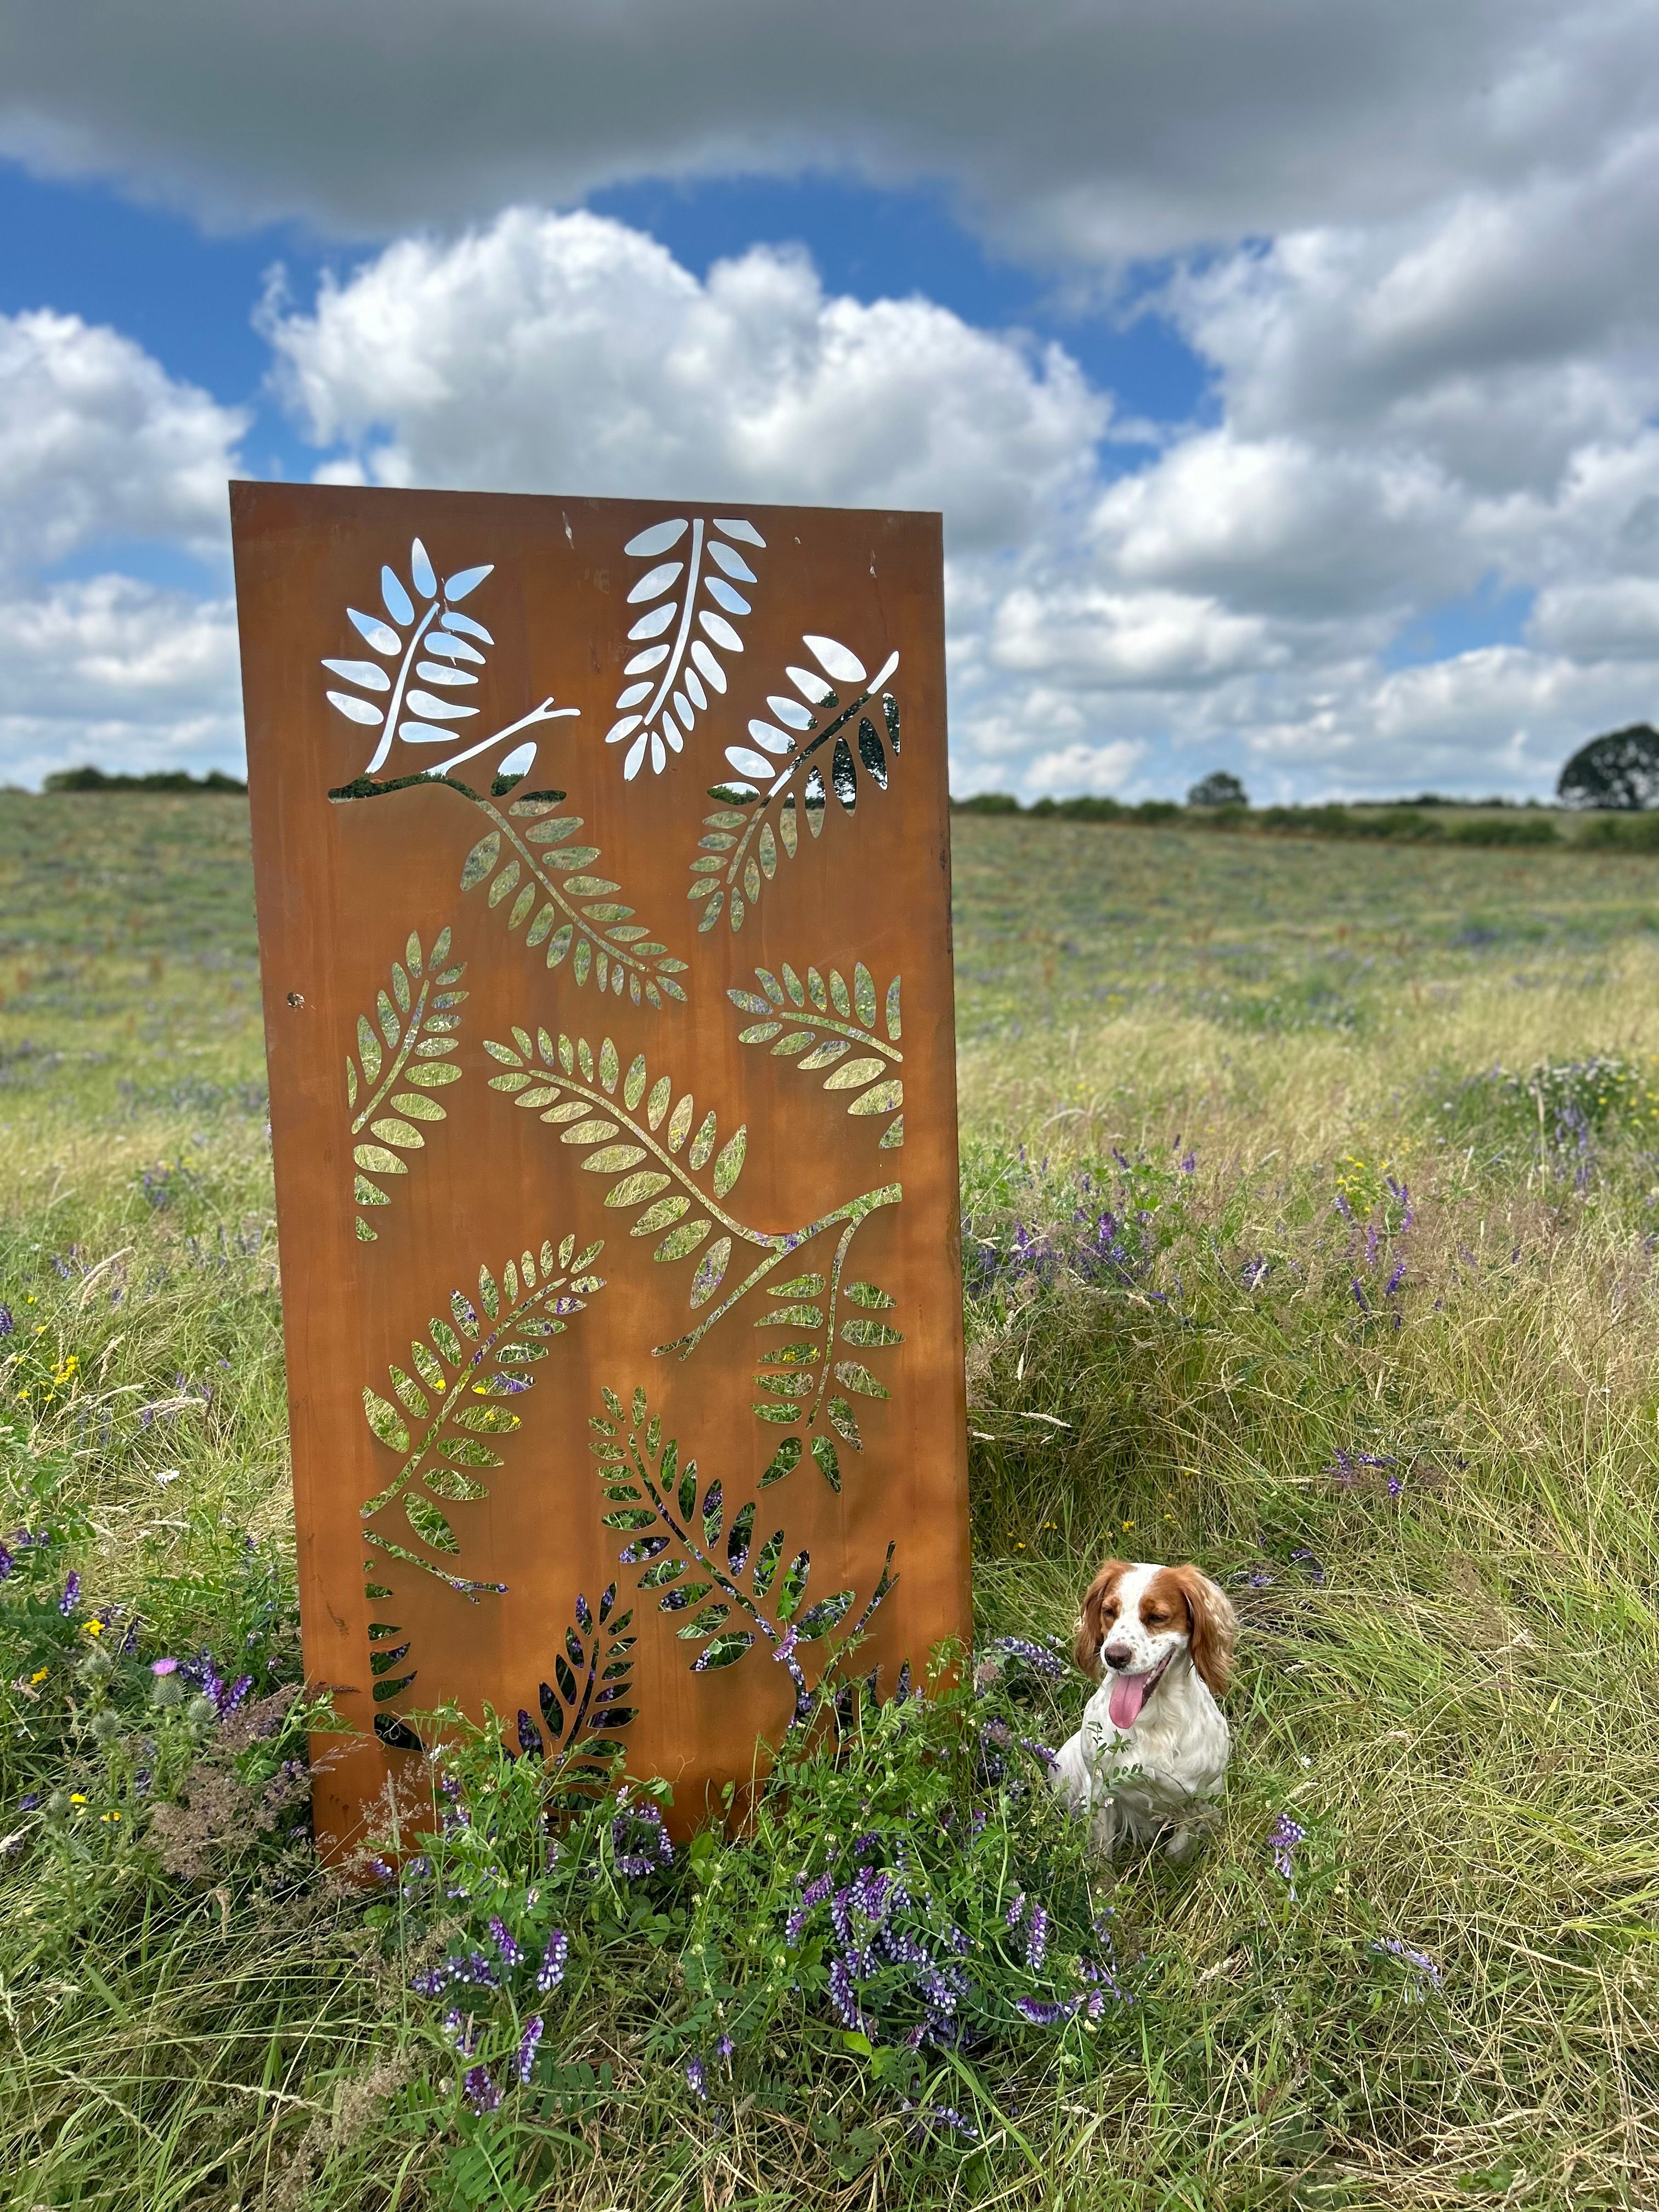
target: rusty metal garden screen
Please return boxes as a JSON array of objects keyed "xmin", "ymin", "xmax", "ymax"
[{"xmin": 230, "ymin": 482, "xmax": 970, "ymax": 1848}]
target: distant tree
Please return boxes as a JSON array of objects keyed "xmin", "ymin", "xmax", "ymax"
[
  {"xmin": 1187, "ymin": 770, "xmax": 1248, "ymax": 809},
  {"xmin": 1557, "ymin": 726, "xmax": 1659, "ymax": 810},
  {"xmin": 42, "ymin": 765, "xmax": 247, "ymax": 794}
]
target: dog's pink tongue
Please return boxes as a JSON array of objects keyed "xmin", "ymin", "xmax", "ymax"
[{"xmin": 1109, "ymin": 1670, "xmax": 1151, "ymax": 1731}]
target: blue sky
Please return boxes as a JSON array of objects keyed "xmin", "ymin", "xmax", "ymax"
[{"xmin": 3, "ymin": 0, "xmax": 1658, "ymax": 798}]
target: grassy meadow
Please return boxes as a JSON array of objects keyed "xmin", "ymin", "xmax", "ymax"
[{"xmin": 7, "ymin": 793, "xmax": 1659, "ymax": 2207}]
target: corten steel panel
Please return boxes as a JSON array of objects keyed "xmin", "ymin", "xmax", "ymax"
[{"xmin": 230, "ymin": 481, "xmax": 969, "ymax": 1850}]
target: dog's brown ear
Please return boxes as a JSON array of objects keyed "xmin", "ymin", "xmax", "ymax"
[
  {"xmin": 1169, "ymin": 1565, "xmax": 1237, "ymax": 1698},
  {"xmin": 1074, "ymin": 1560, "xmax": 1129, "ymax": 1677}
]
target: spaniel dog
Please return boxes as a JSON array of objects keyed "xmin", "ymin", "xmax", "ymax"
[{"xmin": 1051, "ymin": 1559, "xmax": 1237, "ymax": 1859}]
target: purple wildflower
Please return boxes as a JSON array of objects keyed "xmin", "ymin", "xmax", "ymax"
[
  {"xmin": 684, "ymin": 2056, "xmax": 708, "ymax": 2100},
  {"xmin": 1267, "ymin": 1813, "xmax": 1307, "ymax": 1888},
  {"xmin": 59, "ymin": 1572, "xmax": 81, "ymax": 1616},
  {"xmin": 986, "ymin": 1635, "xmax": 1067, "ymax": 1679},
  {"xmin": 910, "ymin": 2102, "xmax": 980, "ymax": 2141},
  {"xmin": 410, "ymin": 1967, "xmax": 447, "ymax": 1997},
  {"xmin": 1241, "ymin": 1257, "xmax": 1269, "ymax": 1290},
  {"xmin": 516, "ymin": 2015, "xmax": 544, "ymax": 2083},
  {"xmin": 0, "ymin": 1305, "xmax": 12, "ymax": 1336},
  {"xmin": 1291, "ymin": 1548, "xmax": 1326, "ymax": 1584},
  {"xmin": 1014, "ymin": 1995, "xmax": 1082, "ymax": 2025},
  {"xmin": 716, "ymin": 2034, "xmax": 734, "ymax": 2059},
  {"xmin": 1005, "ymin": 1890, "xmax": 1026, "ymax": 1928},
  {"xmin": 150, "ymin": 1656, "xmax": 178, "ymax": 1676},
  {"xmin": 1384, "ymin": 1260, "xmax": 1406, "ymax": 1295},
  {"xmin": 536, "ymin": 1929, "xmax": 569, "ymax": 1992},
  {"xmin": 489, "ymin": 1915, "xmax": 521, "ymax": 1967},
  {"xmin": 827, "ymin": 1958, "xmax": 865, "ymax": 2033},
  {"xmin": 1025, "ymin": 1902, "xmax": 1049, "ymax": 1972},
  {"xmin": 463, "ymin": 2064, "xmax": 500, "ymax": 2114},
  {"xmin": 1370, "ymin": 1937, "xmax": 1442, "ymax": 1993},
  {"xmin": 0, "ymin": 1544, "xmax": 10, "ymax": 1582}
]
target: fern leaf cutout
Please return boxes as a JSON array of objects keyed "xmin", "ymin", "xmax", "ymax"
[
  {"xmin": 358, "ymin": 1231, "xmax": 606, "ymax": 1599},
  {"xmin": 483, "ymin": 1024, "xmax": 902, "ymax": 1410},
  {"xmin": 592, "ymin": 1385, "xmax": 898, "ymax": 1730},
  {"xmin": 322, "ymin": 534, "xmax": 577, "ymax": 789},
  {"xmin": 727, "ymin": 957, "xmax": 902, "ymax": 1149},
  {"xmin": 348, "ymin": 925, "xmax": 467, "ymax": 1241},
  {"xmin": 688, "ymin": 633, "xmax": 901, "ymax": 933},
  {"xmin": 606, "ymin": 515, "xmax": 766, "ymax": 781},
  {"xmin": 515, "ymin": 1579, "xmax": 637, "ymax": 1791},
  {"xmin": 459, "ymin": 792, "xmax": 689, "ymax": 1008}
]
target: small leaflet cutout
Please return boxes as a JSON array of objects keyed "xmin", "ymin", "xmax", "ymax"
[
  {"xmin": 483, "ymin": 1024, "xmax": 902, "ymax": 1392},
  {"xmin": 358, "ymin": 1233, "xmax": 607, "ymax": 1625},
  {"xmin": 591, "ymin": 1384, "xmax": 898, "ymax": 1732},
  {"xmin": 321, "ymin": 535, "xmax": 579, "ymax": 790},
  {"xmin": 687, "ymin": 633, "xmax": 901, "ymax": 932},
  {"xmin": 458, "ymin": 792, "xmax": 690, "ymax": 1009},
  {"xmin": 347, "ymin": 924, "xmax": 467, "ymax": 1241},
  {"xmin": 727, "ymin": 958, "xmax": 904, "ymax": 1149},
  {"xmin": 607, "ymin": 516, "xmax": 766, "ymax": 781},
  {"xmin": 515, "ymin": 1579, "xmax": 636, "ymax": 1798},
  {"xmin": 750, "ymin": 1260, "xmax": 904, "ymax": 1475}
]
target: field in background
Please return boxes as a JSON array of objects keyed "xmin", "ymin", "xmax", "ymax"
[{"xmin": 7, "ymin": 794, "xmax": 1659, "ymax": 2207}]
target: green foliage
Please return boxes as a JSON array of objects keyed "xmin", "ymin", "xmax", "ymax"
[
  {"xmin": 1558, "ymin": 721, "xmax": 1659, "ymax": 810},
  {"xmin": 42, "ymin": 765, "xmax": 247, "ymax": 794},
  {"xmin": 1186, "ymin": 769, "xmax": 1248, "ymax": 808},
  {"xmin": 10, "ymin": 795, "xmax": 1659, "ymax": 2203}
]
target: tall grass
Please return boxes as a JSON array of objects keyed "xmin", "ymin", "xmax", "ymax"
[{"xmin": 5, "ymin": 797, "xmax": 1659, "ymax": 2205}]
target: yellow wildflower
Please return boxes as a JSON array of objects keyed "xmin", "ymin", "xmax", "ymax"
[
  {"xmin": 69, "ymin": 1793, "xmax": 87, "ymax": 1805},
  {"xmin": 30, "ymin": 1668, "xmax": 47, "ymax": 1683}
]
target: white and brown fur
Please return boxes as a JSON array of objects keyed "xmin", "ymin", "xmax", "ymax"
[{"xmin": 1051, "ymin": 1559, "xmax": 1237, "ymax": 1859}]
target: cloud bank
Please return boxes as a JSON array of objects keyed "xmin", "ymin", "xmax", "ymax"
[{"xmin": 6, "ymin": 1, "xmax": 1659, "ymax": 795}]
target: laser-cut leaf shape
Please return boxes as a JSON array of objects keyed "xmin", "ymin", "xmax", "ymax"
[
  {"xmin": 483, "ymin": 1028, "xmax": 766, "ymax": 1314},
  {"xmin": 592, "ymin": 1389, "xmax": 898, "ymax": 1716},
  {"xmin": 609, "ymin": 515, "xmax": 766, "ymax": 780},
  {"xmin": 527, "ymin": 1580, "xmax": 636, "ymax": 1784},
  {"xmin": 751, "ymin": 1272, "xmax": 904, "ymax": 1470},
  {"xmin": 347, "ymin": 925, "xmax": 466, "ymax": 1241},
  {"xmin": 459, "ymin": 792, "xmax": 688, "ymax": 1009},
  {"xmin": 693, "ymin": 642, "xmax": 901, "ymax": 932},
  {"xmin": 727, "ymin": 956, "xmax": 903, "ymax": 1148},
  {"xmin": 359, "ymin": 1233, "xmax": 606, "ymax": 1605}
]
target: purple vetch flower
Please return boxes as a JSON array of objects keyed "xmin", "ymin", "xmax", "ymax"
[
  {"xmin": 1291, "ymin": 1548, "xmax": 1327, "ymax": 1583},
  {"xmin": 1387, "ymin": 1469, "xmax": 1406, "ymax": 1498},
  {"xmin": 1384, "ymin": 1260, "xmax": 1406, "ymax": 1295},
  {"xmin": 1267, "ymin": 1813, "xmax": 1307, "ymax": 1889},
  {"xmin": 1025, "ymin": 1902, "xmax": 1049, "ymax": 1972},
  {"xmin": 1370, "ymin": 1937, "xmax": 1442, "ymax": 1993},
  {"xmin": 489, "ymin": 1915, "xmax": 521, "ymax": 1967},
  {"xmin": 610, "ymin": 1797, "xmax": 674, "ymax": 1878},
  {"xmin": 1005, "ymin": 1890, "xmax": 1026, "ymax": 1929},
  {"xmin": 1240, "ymin": 1565, "xmax": 1274, "ymax": 1589},
  {"xmin": 715, "ymin": 2034, "xmax": 734, "ymax": 2060},
  {"xmin": 536, "ymin": 1929, "xmax": 569, "ymax": 1993},
  {"xmin": 59, "ymin": 1572, "xmax": 81, "ymax": 1616},
  {"xmin": 1351, "ymin": 1278, "xmax": 1370, "ymax": 1312},
  {"xmin": 827, "ymin": 1958, "xmax": 865, "ymax": 2033},
  {"xmin": 1241, "ymin": 1257, "xmax": 1269, "ymax": 1290},
  {"xmin": 771, "ymin": 1623, "xmax": 799, "ymax": 1665},
  {"xmin": 1014, "ymin": 1995, "xmax": 1083, "ymax": 2025},
  {"xmin": 410, "ymin": 1967, "xmax": 447, "ymax": 1997},
  {"xmin": 366, "ymin": 1858, "xmax": 394, "ymax": 1885},
  {"xmin": 908, "ymin": 2101, "xmax": 981, "ymax": 2141},
  {"xmin": 516, "ymin": 2015, "xmax": 544, "ymax": 2083},
  {"xmin": 0, "ymin": 1544, "xmax": 11, "ymax": 1582},
  {"xmin": 684, "ymin": 2056, "xmax": 708, "ymax": 2101},
  {"xmin": 441, "ymin": 2007, "xmax": 476, "ymax": 2054},
  {"xmin": 463, "ymin": 2064, "xmax": 501, "ymax": 2114},
  {"xmin": 986, "ymin": 1635, "xmax": 1067, "ymax": 1679},
  {"xmin": 785, "ymin": 1869, "xmax": 834, "ymax": 1945},
  {"xmin": 18, "ymin": 1791, "xmax": 40, "ymax": 1812},
  {"xmin": 0, "ymin": 1305, "xmax": 12, "ymax": 1336}
]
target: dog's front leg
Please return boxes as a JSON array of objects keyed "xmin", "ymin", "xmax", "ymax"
[{"xmin": 1088, "ymin": 1794, "xmax": 1118, "ymax": 1862}]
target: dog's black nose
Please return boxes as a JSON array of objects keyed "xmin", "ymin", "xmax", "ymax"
[{"xmin": 1102, "ymin": 1642, "xmax": 1133, "ymax": 1670}]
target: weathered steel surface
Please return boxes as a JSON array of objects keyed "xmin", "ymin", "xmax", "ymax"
[{"xmin": 230, "ymin": 482, "xmax": 968, "ymax": 1849}]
